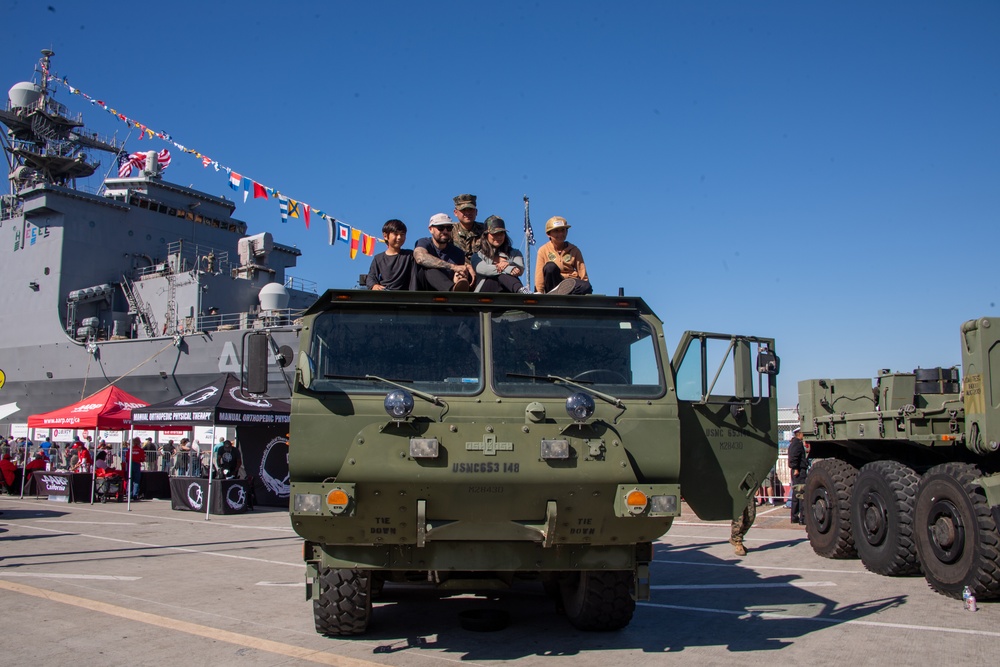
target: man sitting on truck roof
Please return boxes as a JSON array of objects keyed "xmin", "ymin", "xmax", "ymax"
[{"xmin": 414, "ymin": 213, "xmax": 475, "ymax": 292}]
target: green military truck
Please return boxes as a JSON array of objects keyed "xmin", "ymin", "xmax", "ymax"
[
  {"xmin": 798, "ymin": 316, "xmax": 1000, "ymax": 600},
  {"xmin": 247, "ymin": 289, "xmax": 779, "ymax": 635}
]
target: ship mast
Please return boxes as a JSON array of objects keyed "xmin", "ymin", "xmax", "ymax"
[{"xmin": 0, "ymin": 49, "xmax": 120, "ymax": 198}]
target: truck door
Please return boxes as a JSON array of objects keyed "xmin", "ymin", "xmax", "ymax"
[{"xmin": 671, "ymin": 332, "xmax": 780, "ymax": 521}]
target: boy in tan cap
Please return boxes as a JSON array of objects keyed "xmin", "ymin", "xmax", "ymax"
[{"xmin": 533, "ymin": 216, "xmax": 592, "ymax": 295}]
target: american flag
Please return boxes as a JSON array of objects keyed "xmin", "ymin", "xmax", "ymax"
[
  {"xmin": 523, "ymin": 195, "xmax": 536, "ymax": 246},
  {"xmin": 117, "ymin": 149, "xmax": 172, "ymax": 178}
]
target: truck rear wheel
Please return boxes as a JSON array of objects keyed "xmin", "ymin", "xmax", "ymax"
[
  {"xmin": 851, "ymin": 461, "xmax": 921, "ymax": 576},
  {"xmin": 560, "ymin": 570, "xmax": 635, "ymax": 631},
  {"xmin": 313, "ymin": 568, "xmax": 372, "ymax": 636},
  {"xmin": 914, "ymin": 463, "xmax": 1000, "ymax": 599},
  {"xmin": 805, "ymin": 458, "xmax": 858, "ymax": 558}
]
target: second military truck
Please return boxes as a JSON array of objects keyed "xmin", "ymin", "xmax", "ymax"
[
  {"xmin": 248, "ymin": 289, "xmax": 780, "ymax": 634},
  {"xmin": 798, "ymin": 316, "xmax": 1000, "ymax": 600}
]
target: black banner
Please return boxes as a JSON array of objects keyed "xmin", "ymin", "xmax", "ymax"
[
  {"xmin": 168, "ymin": 477, "xmax": 251, "ymax": 514},
  {"xmin": 237, "ymin": 425, "xmax": 289, "ymax": 508}
]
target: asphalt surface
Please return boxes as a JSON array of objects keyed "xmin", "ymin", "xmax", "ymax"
[{"xmin": 0, "ymin": 496, "xmax": 996, "ymax": 666}]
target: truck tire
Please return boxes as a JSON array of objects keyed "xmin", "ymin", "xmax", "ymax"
[
  {"xmin": 805, "ymin": 458, "xmax": 858, "ymax": 559},
  {"xmin": 851, "ymin": 461, "xmax": 921, "ymax": 576},
  {"xmin": 560, "ymin": 570, "xmax": 635, "ymax": 631},
  {"xmin": 914, "ymin": 463, "xmax": 1000, "ymax": 599},
  {"xmin": 313, "ymin": 568, "xmax": 372, "ymax": 636}
]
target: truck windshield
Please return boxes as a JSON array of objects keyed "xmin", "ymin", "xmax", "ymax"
[
  {"xmin": 491, "ymin": 309, "xmax": 664, "ymax": 398},
  {"xmin": 306, "ymin": 307, "xmax": 482, "ymax": 395}
]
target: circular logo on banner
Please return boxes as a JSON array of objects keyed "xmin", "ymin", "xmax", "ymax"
[
  {"xmin": 259, "ymin": 435, "xmax": 290, "ymax": 498},
  {"xmin": 175, "ymin": 386, "xmax": 219, "ymax": 406},
  {"xmin": 226, "ymin": 483, "xmax": 247, "ymax": 510},
  {"xmin": 228, "ymin": 387, "xmax": 273, "ymax": 409},
  {"xmin": 0, "ymin": 368, "xmax": 6, "ymax": 389},
  {"xmin": 186, "ymin": 482, "xmax": 204, "ymax": 510}
]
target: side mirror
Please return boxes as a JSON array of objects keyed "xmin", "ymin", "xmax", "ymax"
[
  {"xmin": 244, "ymin": 332, "xmax": 269, "ymax": 394},
  {"xmin": 757, "ymin": 348, "xmax": 780, "ymax": 375}
]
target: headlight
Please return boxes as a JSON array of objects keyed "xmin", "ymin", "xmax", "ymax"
[
  {"xmin": 565, "ymin": 392, "xmax": 595, "ymax": 422},
  {"xmin": 384, "ymin": 389, "xmax": 414, "ymax": 419}
]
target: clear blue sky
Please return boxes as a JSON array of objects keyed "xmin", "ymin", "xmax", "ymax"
[{"xmin": 2, "ymin": 1, "xmax": 998, "ymax": 406}]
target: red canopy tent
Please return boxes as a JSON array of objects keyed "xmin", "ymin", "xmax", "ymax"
[
  {"xmin": 27, "ymin": 385, "xmax": 155, "ymax": 506},
  {"xmin": 28, "ymin": 385, "xmax": 149, "ymax": 430}
]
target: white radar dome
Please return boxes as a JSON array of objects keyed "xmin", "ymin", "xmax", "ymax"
[{"xmin": 258, "ymin": 282, "xmax": 289, "ymax": 312}]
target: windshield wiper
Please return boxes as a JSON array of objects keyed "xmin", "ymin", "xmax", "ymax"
[{"xmin": 505, "ymin": 373, "xmax": 625, "ymax": 409}]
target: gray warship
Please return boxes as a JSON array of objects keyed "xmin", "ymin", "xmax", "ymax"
[{"xmin": 0, "ymin": 50, "xmax": 313, "ymax": 431}]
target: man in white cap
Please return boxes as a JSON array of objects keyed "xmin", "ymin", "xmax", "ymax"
[
  {"xmin": 787, "ymin": 427, "xmax": 807, "ymax": 525},
  {"xmin": 413, "ymin": 213, "xmax": 474, "ymax": 291}
]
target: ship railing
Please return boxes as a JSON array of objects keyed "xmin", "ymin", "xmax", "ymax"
[
  {"xmin": 0, "ymin": 195, "xmax": 24, "ymax": 221},
  {"xmin": 196, "ymin": 307, "xmax": 305, "ymax": 334},
  {"xmin": 284, "ymin": 275, "xmax": 319, "ymax": 295},
  {"xmin": 6, "ymin": 95, "xmax": 81, "ymax": 125},
  {"xmin": 164, "ymin": 240, "xmax": 232, "ymax": 276}
]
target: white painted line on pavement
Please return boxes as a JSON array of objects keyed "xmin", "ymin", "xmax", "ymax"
[
  {"xmin": 654, "ymin": 557, "xmax": 862, "ymax": 574},
  {"xmin": 2, "ymin": 522, "xmax": 303, "ymax": 569},
  {"xmin": 639, "ymin": 600, "xmax": 1000, "ymax": 638},
  {"xmin": 652, "ymin": 581, "xmax": 836, "ymax": 590},
  {"xmin": 256, "ymin": 581, "xmax": 301, "ymax": 587},
  {"xmin": 0, "ymin": 572, "xmax": 141, "ymax": 581}
]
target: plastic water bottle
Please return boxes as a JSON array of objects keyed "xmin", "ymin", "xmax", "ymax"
[{"xmin": 963, "ymin": 586, "xmax": 978, "ymax": 612}]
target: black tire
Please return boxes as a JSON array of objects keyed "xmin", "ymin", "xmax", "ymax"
[
  {"xmin": 804, "ymin": 458, "xmax": 858, "ymax": 559},
  {"xmin": 313, "ymin": 568, "xmax": 372, "ymax": 636},
  {"xmin": 914, "ymin": 463, "xmax": 1000, "ymax": 599},
  {"xmin": 851, "ymin": 461, "xmax": 921, "ymax": 576},
  {"xmin": 560, "ymin": 570, "xmax": 635, "ymax": 631}
]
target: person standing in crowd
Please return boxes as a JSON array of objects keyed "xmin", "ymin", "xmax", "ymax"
[
  {"xmin": 216, "ymin": 440, "xmax": 242, "ymax": 479},
  {"xmin": 788, "ymin": 426, "xmax": 807, "ymax": 525},
  {"xmin": 0, "ymin": 453, "xmax": 17, "ymax": 494},
  {"xmin": 451, "ymin": 193, "xmax": 485, "ymax": 257},
  {"xmin": 413, "ymin": 213, "xmax": 474, "ymax": 291},
  {"xmin": 74, "ymin": 443, "xmax": 93, "ymax": 473},
  {"xmin": 470, "ymin": 216, "xmax": 531, "ymax": 293},
  {"xmin": 534, "ymin": 216, "xmax": 593, "ymax": 295},
  {"xmin": 142, "ymin": 438, "xmax": 157, "ymax": 471},
  {"xmin": 366, "ymin": 219, "xmax": 417, "ymax": 290},
  {"xmin": 159, "ymin": 439, "xmax": 175, "ymax": 473},
  {"xmin": 174, "ymin": 438, "xmax": 191, "ymax": 476},
  {"xmin": 730, "ymin": 495, "xmax": 757, "ymax": 556},
  {"xmin": 128, "ymin": 437, "xmax": 145, "ymax": 500}
]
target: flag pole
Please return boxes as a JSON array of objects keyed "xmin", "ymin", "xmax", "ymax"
[{"xmin": 523, "ymin": 195, "xmax": 533, "ymax": 290}]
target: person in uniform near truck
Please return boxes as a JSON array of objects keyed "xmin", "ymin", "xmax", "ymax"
[
  {"xmin": 730, "ymin": 496, "xmax": 757, "ymax": 556},
  {"xmin": 788, "ymin": 426, "xmax": 807, "ymax": 524},
  {"xmin": 451, "ymin": 193, "xmax": 485, "ymax": 257}
]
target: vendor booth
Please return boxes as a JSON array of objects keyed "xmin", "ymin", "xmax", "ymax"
[
  {"xmin": 26, "ymin": 385, "xmax": 171, "ymax": 503},
  {"xmin": 130, "ymin": 374, "xmax": 290, "ymax": 511}
]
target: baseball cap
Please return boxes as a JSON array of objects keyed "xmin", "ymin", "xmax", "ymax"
[
  {"xmin": 429, "ymin": 213, "xmax": 455, "ymax": 227},
  {"xmin": 485, "ymin": 215, "xmax": 506, "ymax": 233},
  {"xmin": 545, "ymin": 216, "xmax": 571, "ymax": 233}
]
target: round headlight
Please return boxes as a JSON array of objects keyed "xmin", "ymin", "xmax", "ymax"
[
  {"xmin": 565, "ymin": 392, "xmax": 595, "ymax": 422},
  {"xmin": 384, "ymin": 389, "xmax": 415, "ymax": 419}
]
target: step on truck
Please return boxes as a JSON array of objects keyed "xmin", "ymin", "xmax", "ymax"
[
  {"xmin": 798, "ymin": 316, "xmax": 1000, "ymax": 599},
  {"xmin": 246, "ymin": 289, "xmax": 779, "ymax": 635}
]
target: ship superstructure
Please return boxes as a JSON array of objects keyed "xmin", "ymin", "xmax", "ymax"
[{"xmin": 0, "ymin": 50, "xmax": 312, "ymax": 428}]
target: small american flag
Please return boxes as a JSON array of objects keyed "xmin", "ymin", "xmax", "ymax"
[
  {"xmin": 523, "ymin": 196, "xmax": 536, "ymax": 246},
  {"xmin": 116, "ymin": 150, "xmax": 131, "ymax": 178}
]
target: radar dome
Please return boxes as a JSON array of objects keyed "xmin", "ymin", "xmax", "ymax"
[
  {"xmin": 8, "ymin": 82, "xmax": 41, "ymax": 109},
  {"xmin": 258, "ymin": 283, "xmax": 289, "ymax": 312}
]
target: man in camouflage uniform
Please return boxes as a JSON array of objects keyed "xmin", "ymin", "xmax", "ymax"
[
  {"xmin": 730, "ymin": 494, "xmax": 757, "ymax": 556},
  {"xmin": 452, "ymin": 193, "xmax": 485, "ymax": 257}
]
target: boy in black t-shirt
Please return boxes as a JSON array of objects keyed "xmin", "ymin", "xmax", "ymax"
[{"xmin": 366, "ymin": 219, "xmax": 417, "ymax": 290}]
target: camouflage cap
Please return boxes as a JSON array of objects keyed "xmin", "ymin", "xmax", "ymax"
[
  {"xmin": 453, "ymin": 194, "xmax": 477, "ymax": 211},
  {"xmin": 484, "ymin": 215, "xmax": 506, "ymax": 233},
  {"xmin": 545, "ymin": 216, "xmax": 571, "ymax": 233}
]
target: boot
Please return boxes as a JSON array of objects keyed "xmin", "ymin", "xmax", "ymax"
[{"xmin": 730, "ymin": 537, "xmax": 747, "ymax": 556}]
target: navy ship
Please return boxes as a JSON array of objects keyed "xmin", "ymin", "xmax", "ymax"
[{"xmin": 0, "ymin": 50, "xmax": 313, "ymax": 430}]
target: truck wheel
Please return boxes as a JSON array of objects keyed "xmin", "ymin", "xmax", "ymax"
[
  {"xmin": 313, "ymin": 568, "xmax": 372, "ymax": 636},
  {"xmin": 560, "ymin": 570, "xmax": 635, "ymax": 631},
  {"xmin": 914, "ymin": 463, "xmax": 1000, "ymax": 599},
  {"xmin": 851, "ymin": 461, "xmax": 921, "ymax": 576},
  {"xmin": 805, "ymin": 458, "xmax": 858, "ymax": 558}
]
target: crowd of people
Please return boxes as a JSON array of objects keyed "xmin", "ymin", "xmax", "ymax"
[
  {"xmin": 365, "ymin": 193, "xmax": 593, "ymax": 295},
  {"xmin": 0, "ymin": 434, "xmax": 245, "ymax": 497}
]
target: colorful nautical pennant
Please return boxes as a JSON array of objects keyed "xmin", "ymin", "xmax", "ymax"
[
  {"xmin": 278, "ymin": 195, "xmax": 289, "ymax": 223},
  {"xmin": 350, "ymin": 228, "xmax": 361, "ymax": 259},
  {"xmin": 336, "ymin": 221, "xmax": 351, "ymax": 244},
  {"xmin": 288, "ymin": 199, "xmax": 300, "ymax": 219},
  {"xmin": 229, "ymin": 171, "xmax": 242, "ymax": 192},
  {"xmin": 302, "ymin": 204, "xmax": 311, "ymax": 229},
  {"xmin": 253, "ymin": 181, "xmax": 268, "ymax": 200},
  {"xmin": 243, "ymin": 179, "xmax": 250, "ymax": 203},
  {"xmin": 361, "ymin": 233, "xmax": 376, "ymax": 256}
]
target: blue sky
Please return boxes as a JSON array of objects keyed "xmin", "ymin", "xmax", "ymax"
[{"xmin": 2, "ymin": 1, "xmax": 998, "ymax": 406}]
